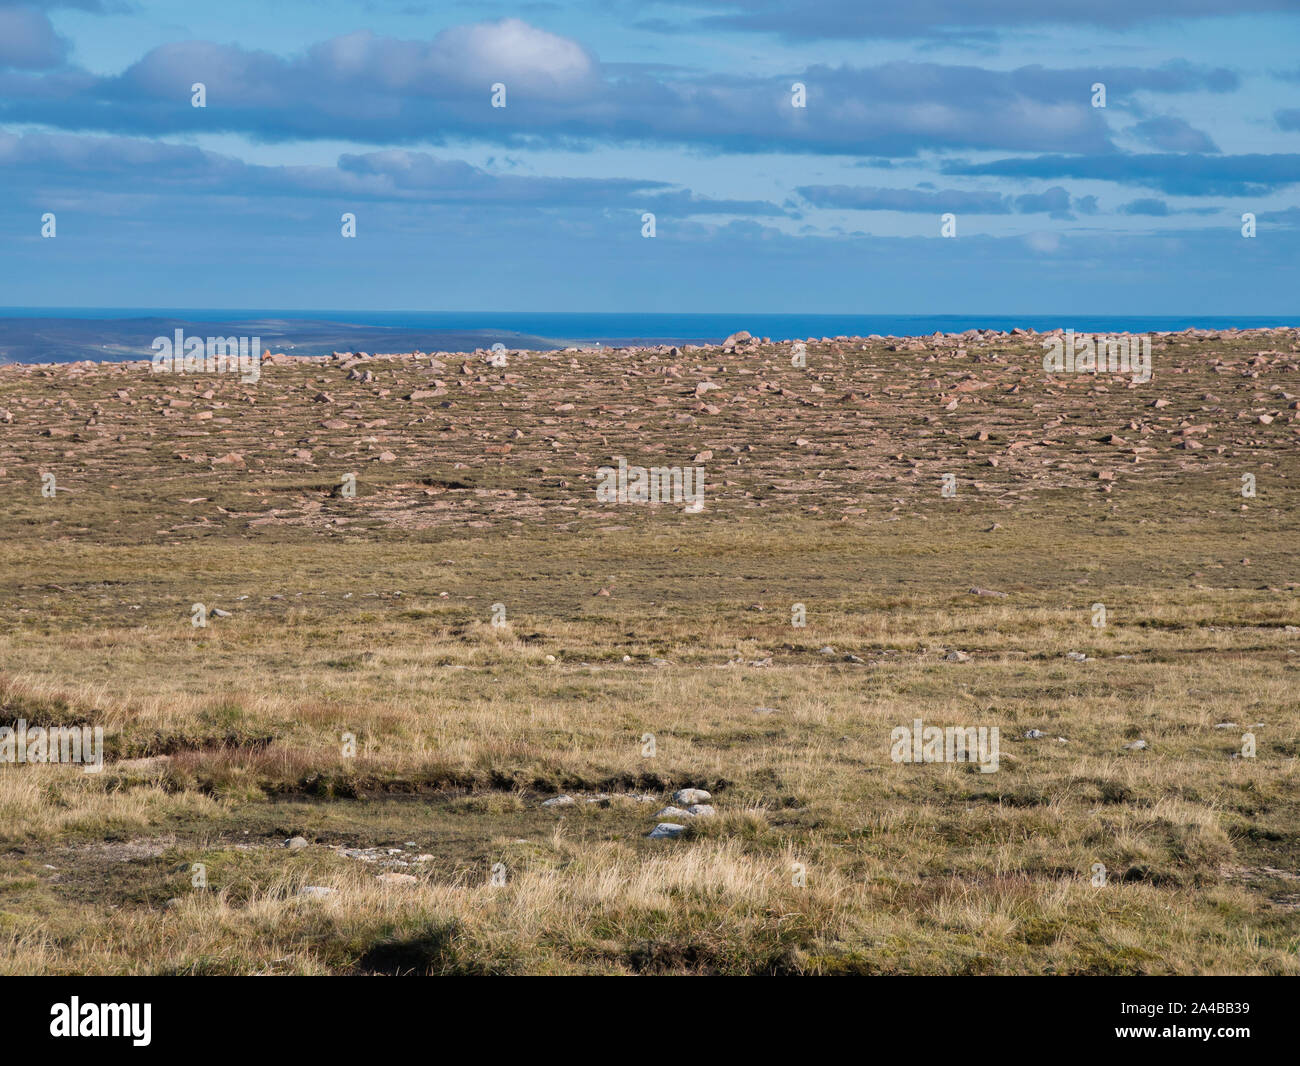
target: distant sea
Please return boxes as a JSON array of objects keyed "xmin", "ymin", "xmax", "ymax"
[{"xmin": 0, "ymin": 309, "xmax": 1295, "ymax": 364}]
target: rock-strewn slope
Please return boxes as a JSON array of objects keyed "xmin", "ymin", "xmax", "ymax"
[{"xmin": 1, "ymin": 328, "xmax": 1295, "ymax": 542}]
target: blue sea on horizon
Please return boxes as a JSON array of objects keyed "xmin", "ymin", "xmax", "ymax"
[
  {"xmin": 5, "ymin": 308, "xmax": 1297, "ymax": 333},
  {"xmin": 1, "ymin": 308, "xmax": 1295, "ymax": 362}
]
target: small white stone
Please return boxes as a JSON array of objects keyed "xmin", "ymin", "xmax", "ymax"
[
  {"xmin": 672, "ymin": 788, "xmax": 711, "ymax": 805},
  {"xmin": 648, "ymin": 823, "xmax": 686, "ymax": 839},
  {"xmin": 687, "ymin": 804, "xmax": 716, "ymax": 817},
  {"xmin": 1123, "ymin": 739, "xmax": 1148, "ymax": 750},
  {"xmin": 541, "ymin": 795, "xmax": 575, "ymax": 807}
]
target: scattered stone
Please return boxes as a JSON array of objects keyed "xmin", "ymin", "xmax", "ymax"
[
  {"xmin": 672, "ymin": 788, "xmax": 711, "ymax": 805},
  {"xmin": 541, "ymin": 795, "xmax": 575, "ymax": 808},
  {"xmin": 686, "ymin": 804, "xmax": 716, "ymax": 817},
  {"xmin": 283, "ymin": 836, "xmax": 308, "ymax": 850},
  {"xmin": 648, "ymin": 822, "xmax": 687, "ymax": 839},
  {"xmin": 1123, "ymin": 740, "xmax": 1149, "ymax": 751},
  {"xmin": 944, "ymin": 649, "xmax": 970, "ymax": 662}
]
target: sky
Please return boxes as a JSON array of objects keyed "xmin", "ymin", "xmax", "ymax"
[{"xmin": 1, "ymin": 0, "xmax": 1298, "ymax": 314}]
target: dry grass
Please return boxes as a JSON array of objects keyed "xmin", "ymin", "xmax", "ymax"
[{"xmin": 0, "ymin": 331, "xmax": 1297, "ymax": 973}]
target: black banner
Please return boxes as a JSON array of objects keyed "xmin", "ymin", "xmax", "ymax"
[{"xmin": 0, "ymin": 976, "xmax": 1289, "ymax": 1052}]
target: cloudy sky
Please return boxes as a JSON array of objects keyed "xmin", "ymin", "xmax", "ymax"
[{"xmin": 2, "ymin": 0, "xmax": 1297, "ymax": 313}]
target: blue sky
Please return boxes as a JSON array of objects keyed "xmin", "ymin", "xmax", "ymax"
[{"xmin": 1, "ymin": 0, "xmax": 1298, "ymax": 313}]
